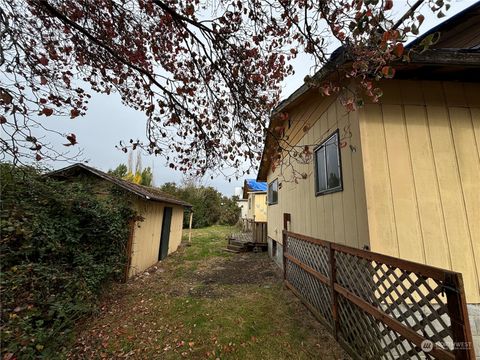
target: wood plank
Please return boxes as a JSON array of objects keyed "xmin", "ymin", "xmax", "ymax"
[
  {"xmin": 309, "ymin": 120, "xmax": 318, "ymax": 238},
  {"xmin": 284, "ymin": 95, "xmax": 321, "ymax": 148},
  {"xmin": 426, "ymin": 104, "xmax": 479, "ymax": 301},
  {"xmin": 404, "ymin": 105, "xmax": 452, "ymax": 270},
  {"xmin": 329, "ymin": 102, "xmax": 345, "ymax": 245},
  {"xmin": 338, "ymin": 109, "xmax": 357, "ymax": 248},
  {"xmin": 471, "ymin": 108, "xmax": 480, "ymax": 166},
  {"xmin": 383, "ymin": 104, "xmax": 425, "ymax": 264},
  {"xmin": 303, "ymin": 129, "xmax": 313, "ymax": 237},
  {"xmin": 287, "ymin": 94, "xmax": 336, "ymax": 148},
  {"xmin": 323, "ymin": 191, "xmax": 335, "ymax": 243},
  {"xmin": 316, "ymin": 113, "xmax": 328, "ymax": 240},
  {"xmin": 322, "ymin": 102, "xmax": 338, "ymax": 243},
  {"xmin": 358, "ymin": 104, "xmax": 399, "ymax": 257},
  {"xmin": 449, "ymin": 107, "xmax": 480, "ymax": 300},
  {"xmin": 284, "ymin": 230, "xmax": 331, "ymax": 247},
  {"xmin": 350, "ymin": 110, "xmax": 369, "ymax": 249},
  {"xmin": 330, "ymin": 240, "xmax": 458, "ymax": 282}
]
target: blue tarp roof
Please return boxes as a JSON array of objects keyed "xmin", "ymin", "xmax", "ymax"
[{"xmin": 245, "ymin": 179, "xmax": 267, "ymax": 192}]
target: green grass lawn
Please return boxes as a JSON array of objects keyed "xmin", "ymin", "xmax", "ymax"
[
  {"xmin": 69, "ymin": 226, "xmax": 348, "ymax": 359},
  {"xmin": 180, "ymin": 225, "xmax": 235, "ymax": 261}
]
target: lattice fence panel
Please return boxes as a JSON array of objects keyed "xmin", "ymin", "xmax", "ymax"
[
  {"xmin": 283, "ymin": 230, "xmax": 473, "ymax": 360},
  {"xmin": 286, "ymin": 260, "xmax": 333, "ymax": 326},
  {"xmin": 335, "ymin": 251, "xmax": 453, "ymax": 353},
  {"xmin": 338, "ymin": 296, "xmax": 435, "ymax": 360},
  {"xmin": 287, "ymin": 236, "xmax": 330, "ymax": 278}
]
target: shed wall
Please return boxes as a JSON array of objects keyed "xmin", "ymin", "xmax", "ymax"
[
  {"xmin": 266, "ymin": 95, "xmax": 370, "ymax": 250},
  {"xmin": 129, "ymin": 200, "xmax": 184, "ymax": 277},
  {"xmin": 359, "ymin": 80, "xmax": 480, "ymax": 302}
]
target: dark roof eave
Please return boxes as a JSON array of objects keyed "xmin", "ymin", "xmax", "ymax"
[
  {"xmin": 256, "ymin": 48, "xmax": 480, "ymax": 182},
  {"xmin": 406, "ymin": 49, "xmax": 480, "ymax": 66},
  {"xmin": 48, "ymin": 163, "xmax": 193, "ymax": 208}
]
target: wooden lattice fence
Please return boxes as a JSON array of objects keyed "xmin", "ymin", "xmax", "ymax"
[{"xmin": 283, "ymin": 229, "xmax": 475, "ymax": 360}]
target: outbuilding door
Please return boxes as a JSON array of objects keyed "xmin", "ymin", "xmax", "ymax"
[{"xmin": 159, "ymin": 207, "xmax": 173, "ymax": 261}]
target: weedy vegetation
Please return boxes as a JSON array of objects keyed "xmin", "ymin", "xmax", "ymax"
[{"xmin": 0, "ymin": 163, "xmax": 134, "ymax": 358}]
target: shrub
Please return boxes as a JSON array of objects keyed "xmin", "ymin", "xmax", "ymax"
[
  {"xmin": 219, "ymin": 196, "xmax": 241, "ymax": 226},
  {"xmin": 159, "ymin": 182, "xmax": 240, "ymax": 228},
  {"xmin": 0, "ymin": 164, "xmax": 134, "ymax": 358}
]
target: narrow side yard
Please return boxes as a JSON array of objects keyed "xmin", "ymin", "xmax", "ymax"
[{"xmin": 69, "ymin": 226, "xmax": 349, "ymax": 359}]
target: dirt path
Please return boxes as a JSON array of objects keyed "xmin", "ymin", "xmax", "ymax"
[{"xmin": 69, "ymin": 226, "xmax": 349, "ymax": 359}]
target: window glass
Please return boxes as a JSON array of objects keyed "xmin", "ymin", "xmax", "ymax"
[
  {"xmin": 268, "ymin": 179, "xmax": 278, "ymax": 205},
  {"xmin": 314, "ymin": 132, "xmax": 342, "ymax": 195},
  {"xmin": 325, "ymin": 137, "xmax": 340, "ymax": 189},
  {"xmin": 315, "ymin": 146, "xmax": 326, "ymax": 192}
]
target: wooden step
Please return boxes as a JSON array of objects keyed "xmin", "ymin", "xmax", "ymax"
[
  {"xmin": 227, "ymin": 244, "xmax": 246, "ymax": 252},
  {"xmin": 228, "ymin": 240, "xmax": 245, "ymax": 247}
]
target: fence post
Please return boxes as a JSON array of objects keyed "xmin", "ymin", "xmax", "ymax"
[
  {"xmin": 444, "ymin": 273, "xmax": 475, "ymax": 360},
  {"xmin": 283, "ymin": 213, "xmax": 291, "ymax": 282},
  {"xmin": 329, "ymin": 244, "xmax": 339, "ymax": 340}
]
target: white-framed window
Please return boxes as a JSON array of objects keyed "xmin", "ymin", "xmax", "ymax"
[
  {"xmin": 268, "ymin": 179, "xmax": 278, "ymax": 205},
  {"xmin": 314, "ymin": 130, "xmax": 343, "ymax": 195}
]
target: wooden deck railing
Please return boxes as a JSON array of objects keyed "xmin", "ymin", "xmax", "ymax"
[
  {"xmin": 240, "ymin": 219, "xmax": 267, "ymax": 243},
  {"xmin": 283, "ymin": 229, "xmax": 475, "ymax": 360}
]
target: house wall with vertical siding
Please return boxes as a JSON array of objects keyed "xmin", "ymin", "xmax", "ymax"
[
  {"xmin": 129, "ymin": 200, "xmax": 185, "ymax": 277},
  {"xmin": 358, "ymin": 80, "xmax": 480, "ymax": 303},
  {"xmin": 265, "ymin": 94, "xmax": 370, "ymax": 251},
  {"xmin": 247, "ymin": 192, "xmax": 267, "ymax": 222},
  {"xmin": 254, "ymin": 193, "xmax": 267, "ymax": 222}
]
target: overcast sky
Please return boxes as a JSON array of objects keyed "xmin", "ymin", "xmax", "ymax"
[{"xmin": 38, "ymin": 0, "xmax": 474, "ymax": 196}]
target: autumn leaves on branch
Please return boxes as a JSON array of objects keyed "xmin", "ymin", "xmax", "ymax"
[{"xmin": 0, "ymin": 0, "xmax": 449, "ymax": 175}]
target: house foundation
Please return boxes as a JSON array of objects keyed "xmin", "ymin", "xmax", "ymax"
[{"xmin": 267, "ymin": 237, "xmax": 283, "ymax": 269}]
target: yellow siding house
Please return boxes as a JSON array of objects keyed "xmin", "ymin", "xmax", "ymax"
[
  {"xmin": 247, "ymin": 192, "xmax": 267, "ymax": 222},
  {"xmin": 257, "ymin": 4, "xmax": 480, "ymax": 348},
  {"xmin": 243, "ymin": 179, "xmax": 268, "ymax": 223}
]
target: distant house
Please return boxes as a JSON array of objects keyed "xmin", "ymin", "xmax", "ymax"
[
  {"xmin": 236, "ymin": 198, "xmax": 248, "ymax": 219},
  {"xmin": 243, "ymin": 179, "xmax": 267, "ymax": 223},
  {"xmin": 233, "ymin": 186, "xmax": 248, "ymax": 219},
  {"xmin": 257, "ymin": 2, "xmax": 480, "ymax": 342},
  {"xmin": 50, "ymin": 163, "xmax": 192, "ymax": 278}
]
